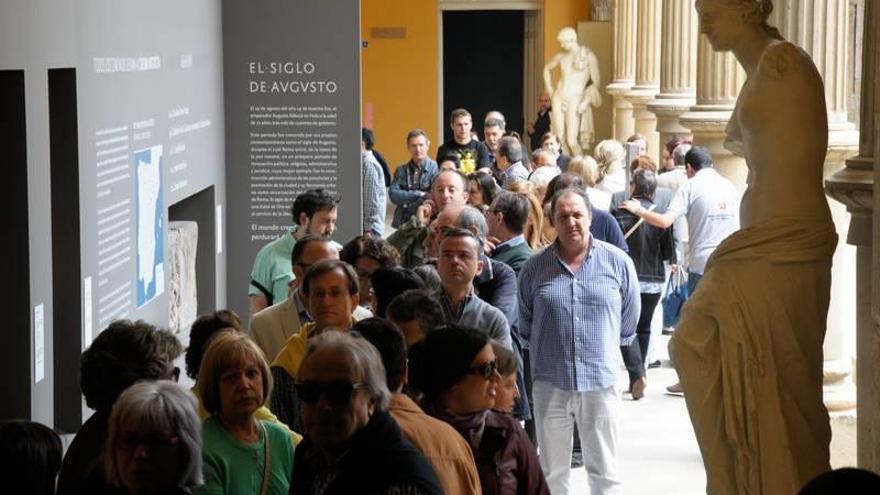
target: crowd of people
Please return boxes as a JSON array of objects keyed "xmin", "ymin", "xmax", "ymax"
[{"xmin": 6, "ymin": 107, "xmax": 760, "ymax": 495}]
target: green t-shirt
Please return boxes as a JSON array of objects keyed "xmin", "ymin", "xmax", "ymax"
[
  {"xmin": 249, "ymin": 230, "xmax": 297, "ymax": 305},
  {"xmin": 198, "ymin": 417, "xmax": 294, "ymax": 495}
]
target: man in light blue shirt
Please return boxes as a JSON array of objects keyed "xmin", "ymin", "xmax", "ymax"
[{"xmin": 519, "ymin": 188, "xmax": 640, "ymax": 495}]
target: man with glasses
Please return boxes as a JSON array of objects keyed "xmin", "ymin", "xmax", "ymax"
[
  {"xmin": 249, "ymin": 189, "xmax": 340, "ymax": 314},
  {"xmin": 519, "ymin": 188, "xmax": 640, "ymax": 494},
  {"xmin": 250, "ymin": 235, "xmax": 373, "ymax": 362},
  {"xmin": 268, "ymin": 259, "xmax": 368, "ymax": 430},
  {"xmin": 292, "ymin": 331, "xmax": 443, "ymax": 494}
]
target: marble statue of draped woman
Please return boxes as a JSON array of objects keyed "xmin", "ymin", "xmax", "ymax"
[{"xmin": 670, "ymin": 1, "xmax": 837, "ymax": 493}]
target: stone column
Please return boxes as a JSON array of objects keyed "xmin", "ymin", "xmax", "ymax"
[
  {"xmin": 825, "ymin": 0, "xmax": 879, "ymax": 471},
  {"xmin": 647, "ymin": 0, "xmax": 699, "ymax": 151},
  {"xmin": 625, "ymin": 0, "xmax": 662, "ymax": 162},
  {"xmin": 679, "ymin": 37, "xmax": 747, "ymax": 189},
  {"xmin": 607, "ymin": 0, "xmax": 637, "ymax": 141}
]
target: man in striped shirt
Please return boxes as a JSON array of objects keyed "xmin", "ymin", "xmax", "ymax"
[{"xmin": 519, "ymin": 188, "xmax": 640, "ymax": 495}]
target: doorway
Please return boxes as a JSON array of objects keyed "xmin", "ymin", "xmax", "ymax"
[{"xmin": 442, "ymin": 10, "xmax": 525, "ymax": 142}]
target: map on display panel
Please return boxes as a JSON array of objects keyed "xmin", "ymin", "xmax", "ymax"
[{"xmin": 134, "ymin": 145, "xmax": 165, "ymax": 308}]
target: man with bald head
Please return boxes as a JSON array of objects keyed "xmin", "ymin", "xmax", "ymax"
[
  {"xmin": 249, "ymin": 235, "xmax": 372, "ymax": 361},
  {"xmin": 388, "ymin": 169, "xmax": 470, "ymax": 268}
]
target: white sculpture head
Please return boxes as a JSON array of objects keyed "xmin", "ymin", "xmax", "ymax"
[
  {"xmin": 695, "ymin": 0, "xmax": 781, "ymax": 52},
  {"xmin": 556, "ymin": 27, "xmax": 579, "ymax": 52}
]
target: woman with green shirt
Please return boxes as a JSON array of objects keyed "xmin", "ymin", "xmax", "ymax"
[{"xmin": 196, "ymin": 332, "xmax": 294, "ymax": 495}]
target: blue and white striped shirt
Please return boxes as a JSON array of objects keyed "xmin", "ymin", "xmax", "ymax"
[{"xmin": 518, "ymin": 237, "xmax": 640, "ymax": 392}]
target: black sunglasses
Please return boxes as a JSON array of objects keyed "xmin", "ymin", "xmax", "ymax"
[
  {"xmin": 295, "ymin": 381, "xmax": 365, "ymax": 406},
  {"xmin": 468, "ymin": 360, "xmax": 497, "ymax": 380}
]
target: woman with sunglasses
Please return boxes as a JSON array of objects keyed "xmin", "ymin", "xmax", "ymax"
[
  {"xmin": 409, "ymin": 325, "xmax": 549, "ymax": 495},
  {"xmin": 105, "ymin": 381, "xmax": 202, "ymax": 494},
  {"xmin": 196, "ymin": 332, "xmax": 294, "ymax": 494}
]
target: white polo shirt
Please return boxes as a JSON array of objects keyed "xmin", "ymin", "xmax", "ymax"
[{"xmin": 666, "ymin": 168, "xmax": 740, "ymax": 274}]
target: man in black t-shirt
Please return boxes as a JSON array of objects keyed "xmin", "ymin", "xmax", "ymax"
[{"xmin": 436, "ymin": 108, "xmax": 490, "ymax": 174}]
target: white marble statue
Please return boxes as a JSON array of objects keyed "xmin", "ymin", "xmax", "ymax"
[
  {"xmin": 543, "ymin": 27, "xmax": 601, "ymax": 157},
  {"xmin": 670, "ymin": 0, "xmax": 836, "ymax": 493}
]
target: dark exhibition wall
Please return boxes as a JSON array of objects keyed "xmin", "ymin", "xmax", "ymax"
[{"xmin": 0, "ymin": 0, "xmax": 361, "ymax": 428}]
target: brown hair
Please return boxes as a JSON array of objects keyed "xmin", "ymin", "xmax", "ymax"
[
  {"xmin": 196, "ymin": 332, "xmax": 272, "ymax": 416},
  {"xmin": 505, "ymin": 181, "xmax": 545, "ymax": 249}
]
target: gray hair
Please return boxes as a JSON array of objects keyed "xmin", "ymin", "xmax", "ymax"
[
  {"xmin": 498, "ymin": 136, "xmax": 523, "ymax": 163},
  {"xmin": 299, "ymin": 331, "xmax": 392, "ymax": 411},
  {"xmin": 455, "ymin": 205, "xmax": 489, "ymax": 240},
  {"xmin": 672, "ymin": 143, "xmax": 692, "ymax": 167},
  {"xmin": 484, "ymin": 111, "xmax": 506, "ymax": 126},
  {"xmin": 531, "ymin": 148, "xmax": 557, "ymax": 167},
  {"xmin": 105, "ymin": 381, "xmax": 203, "ymax": 490},
  {"xmin": 484, "ymin": 117, "xmax": 506, "ymax": 131}
]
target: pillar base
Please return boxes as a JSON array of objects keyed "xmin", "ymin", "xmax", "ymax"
[
  {"xmin": 679, "ymin": 108, "xmax": 748, "ymax": 190},
  {"xmin": 607, "ymin": 80, "xmax": 635, "ymax": 142},
  {"xmin": 626, "ymin": 86, "xmax": 661, "ymax": 162},
  {"xmin": 648, "ymin": 94, "xmax": 696, "ymax": 149}
]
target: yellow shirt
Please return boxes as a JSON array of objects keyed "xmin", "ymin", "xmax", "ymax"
[{"xmin": 270, "ymin": 322, "xmax": 318, "ymax": 378}]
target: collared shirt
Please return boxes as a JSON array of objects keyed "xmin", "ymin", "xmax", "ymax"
[
  {"xmin": 518, "ymin": 238, "xmax": 640, "ymax": 392},
  {"xmin": 438, "ymin": 288, "xmax": 512, "ymax": 349},
  {"xmin": 362, "ymin": 150, "xmax": 387, "ymax": 237},
  {"xmin": 665, "ymin": 168, "xmax": 740, "ymax": 274},
  {"xmin": 291, "ymin": 287, "xmax": 312, "ymax": 324},
  {"xmin": 500, "ymin": 161, "xmax": 530, "ymax": 188},
  {"xmin": 495, "ymin": 234, "xmax": 526, "ymax": 250}
]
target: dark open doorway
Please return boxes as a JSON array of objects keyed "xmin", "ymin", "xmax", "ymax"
[{"xmin": 442, "ymin": 10, "xmax": 524, "ymax": 142}]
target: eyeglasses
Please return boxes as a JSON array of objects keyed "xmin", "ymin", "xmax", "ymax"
[
  {"xmin": 295, "ymin": 381, "xmax": 365, "ymax": 406},
  {"xmin": 467, "ymin": 360, "xmax": 497, "ymax": 380},
  {"xmin": 116, "ymin": 432, "xmax": 180, "ymax": 452}
]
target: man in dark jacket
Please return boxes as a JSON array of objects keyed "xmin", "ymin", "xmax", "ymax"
[
  {"xmin": 486, "ymin": 191, "xmax": 533, "ymax": 274},
  {"xmin": 293, "ymin": 331, "xmax": 443, "ymax": 495}
]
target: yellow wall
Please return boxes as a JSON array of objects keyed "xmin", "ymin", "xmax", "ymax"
[
  {"xmin": 543, "ymin": 0, "xmax": 592, "ymax": 90},
  {"xmin": 361, "ymin": 0, "xmax": 589, "ymax": 169},
  {"xmin": 361, "ymin": 0, "xmax": 439, "ymax": 169}
]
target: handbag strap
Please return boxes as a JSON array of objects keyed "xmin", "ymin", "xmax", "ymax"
[
  {"xmin": 623, "ymin": 204, "xmax": 656, "ymax": 239},
  {"xmin": 259, "ymin": 421, "xmax": 271, "ymax": 495}
]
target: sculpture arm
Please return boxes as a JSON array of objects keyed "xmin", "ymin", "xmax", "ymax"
[{"xmin": 543, "ymin": 54, "xmax": 562, "ymax": 96}]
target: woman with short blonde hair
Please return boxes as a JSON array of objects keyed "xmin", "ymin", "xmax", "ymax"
[{"xmin": 197, "ymin": 332, "xmax": 294, "ymax": 494}]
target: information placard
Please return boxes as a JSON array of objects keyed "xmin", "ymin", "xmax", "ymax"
[{"xmin": 222, "ymin": 0, "xmax": 361, "ymax": 319}]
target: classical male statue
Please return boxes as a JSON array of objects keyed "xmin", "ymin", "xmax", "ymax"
[
  {"xmin": 670, "ymin": 0, "xmax": 836, "ymax": 493},
  {"xmin": 543, "ymin": 27, "xmax": 601, "ymax": 157}
]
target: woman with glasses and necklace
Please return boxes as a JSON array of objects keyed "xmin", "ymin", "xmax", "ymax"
[
  {"xmin": 409, "ymin": 325, "xmax": 549, "ymax": 495},
  {"xmin": 195, "ymin": 332, "xmax": 294, "ymax": 495}
]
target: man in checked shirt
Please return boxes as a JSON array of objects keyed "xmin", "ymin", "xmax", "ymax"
[{"xmin": 519, "ymin": 187, "xmax": 640, "ymax": 495}]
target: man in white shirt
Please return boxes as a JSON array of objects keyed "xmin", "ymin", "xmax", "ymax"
[{"xmin": 620, "ymin": 146, "xmax": 740, "ymax": 392}]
